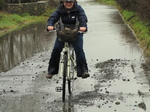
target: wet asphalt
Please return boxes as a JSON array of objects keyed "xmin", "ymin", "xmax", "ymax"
[{"xmin": 0, "ymin": 0, "xmax": 150, "ymax": 112}]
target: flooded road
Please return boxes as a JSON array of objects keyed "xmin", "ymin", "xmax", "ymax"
[
  {"xmin": 0, "ymin": 21, "xmax": 55, "ymax": 72},
  {"xmin": 0, "ymin": 0, "xmax": 150, "ymax": 112}
]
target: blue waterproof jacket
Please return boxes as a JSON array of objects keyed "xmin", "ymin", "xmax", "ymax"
[{"xmin": 47, "ymin": 3, "xmax": 88, "ymax": 29}]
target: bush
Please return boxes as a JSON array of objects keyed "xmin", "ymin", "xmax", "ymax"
[
  {"xmin": 115, "ymin": 0, "xmax": 136, "ymax": 10},
  {"xmin": 136, "ymin": 0, "xmax": 150, "ymax": 22},
  {"xmin": 0, "ymin": 0, "xmax": 6, "ymax": 10},
  {"xmin": 115, "ymin": 0, "xmax": 150, "ymax": 22}
]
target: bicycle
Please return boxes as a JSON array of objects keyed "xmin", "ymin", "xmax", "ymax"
[
  {"xmin": 49, "ymin": 30, "xmax": 85, "ymax": 102},
  {"xmin": 57, "ymin": 39, "xmax": 77, "ymax": 102}
]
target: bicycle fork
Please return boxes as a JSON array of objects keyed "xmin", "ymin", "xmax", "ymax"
[
  {"xmin": 56, "ymin": 51, "xmax": 66, "ymax": 92},
  {"xmin": 56, "ymin": 52, "xmax": 75, "ymax": 92}
]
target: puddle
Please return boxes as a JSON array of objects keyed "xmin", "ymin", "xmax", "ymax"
[
  {"xmin": 0, "ymin": 1, "xmax": 150, "ymax": 112},
  {"xmin": 0, "ymin": 21, "xmax": 55, "ymax": 72}
]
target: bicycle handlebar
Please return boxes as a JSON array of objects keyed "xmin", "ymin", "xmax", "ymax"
[{"xmin": 48, "ymin": 30, "xmax": 86, "ymax": 34}]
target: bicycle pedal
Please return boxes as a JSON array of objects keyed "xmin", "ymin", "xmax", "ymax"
[
  {"xmin": 74, "ymin": 77, "xmax": 77, "ymax": 80},
  {"xmin": 55, "ymin": 87, "xmax": 62, "ymax": 92}
]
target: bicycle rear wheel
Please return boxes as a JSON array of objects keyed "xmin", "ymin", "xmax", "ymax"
[{"xmin": 62, "ymin": 54, "xmax": 68, "ymax": 102}]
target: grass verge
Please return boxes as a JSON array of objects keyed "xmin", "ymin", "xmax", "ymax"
[
  {"xmin": 95, "ymin": 0, "xmax": 117, "ymax": 6},
  {"xmin": 0, "ymin": 7, "xmax": 55, "ymax": 36}
]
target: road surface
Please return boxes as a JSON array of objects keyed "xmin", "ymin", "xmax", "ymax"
[{"xmin": 0, "ymin": 0, "xmax": 150, "ymax": 112}]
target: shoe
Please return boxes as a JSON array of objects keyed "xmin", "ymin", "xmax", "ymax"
[
  {"xmin": 82, "ymin": 72, "xmax": 90, "ymax": 79},
  {"xmin": 46, "ymin": 74, "xmax": 53, "ymax": 79},
  {"xmin": 77, "ymin": 75, "xmax": 82, "ymax": 77}
]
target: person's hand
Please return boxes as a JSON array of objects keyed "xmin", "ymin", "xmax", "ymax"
[
  {"xmin": 79, "ymin": 27, "xmax": 86, "ymax": 32},
  {"xmin": 47, "ymin": 26, "xmax": 54, "ymax": 31}
]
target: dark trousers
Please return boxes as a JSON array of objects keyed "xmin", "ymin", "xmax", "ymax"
[{"xmin": 48, "ymin": 33, "xmax": 88, "ymax": 76}]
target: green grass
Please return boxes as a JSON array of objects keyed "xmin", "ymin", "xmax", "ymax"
[
  {"xmin": 121, "ymin": 10, "xmax": 150, "ymax": 48},
  {"xmin": 0, "ymin": 7, "xmax": 56, "ymax": 34},
  {"xmin": 0, "ymin": 12, "xmax": 45, "ymax": 30},
  {"xmin": 96, "ymin": 0, "xmax": 117, "ymax": 6},
  {"xmin": 42, "ymin": 7, "xmax": 56, "ymax": 17},
  {"xmin": 0, "ymin": 14, "xmax": 22, "ymax": 29},
  {"xmin": 121, "ymin": 10, "xmax": 136, "ymax": 21}
]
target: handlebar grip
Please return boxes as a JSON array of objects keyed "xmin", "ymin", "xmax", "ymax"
[
  {"xmin": 47, "ymin": 28, "xmax": 56, "ymax": 32},
  {"xmin": 78, "ymin": 31, "xmax": 86, "ymax": 34}
]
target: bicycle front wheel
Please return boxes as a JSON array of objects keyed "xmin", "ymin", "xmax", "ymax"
[
  {"xmin": 62, "ymin": 54, "xmax": 68, "ymax": 102},
  {"xmin": 68, "ymin": 60, "xmax": 74, "ymax": 95},
  {"xmin": 68, "ymin": 80, "xmax": 72, "ymax": 94},
  {"xmin": 68, "ymin": 51, "xmax": 75, "ymax": 95}
]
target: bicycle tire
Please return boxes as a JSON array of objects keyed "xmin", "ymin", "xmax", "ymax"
[
  {"xmin": 68, "ymin": 59, "xmax": 73, "ymax": 94},
  {"xmin": 62, "ymin": 54, "xmax": 68, "ymax": 102},
  {"xmin": 68, "ymin": 51, "xmax": 75, "ymax": 95},
  {"xmin": 68, "ymin": 80, "xmax": 72, "ymax": 94}
]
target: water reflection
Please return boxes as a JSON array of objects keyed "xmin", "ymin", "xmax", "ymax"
[
  {"xmin": 0, "ymin": 21, "xmax": 55, "ymax": 72},
  {"xmin": 63, "ymin": 95, "xmax": 75, "ymax": 112},
  {"xmin": 110, "ymin": 12, "xmax": 140, "ymax": 49}
]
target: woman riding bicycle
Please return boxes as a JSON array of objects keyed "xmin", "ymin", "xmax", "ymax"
[{"xmin": 46, "ymin": 0, "xmax": 90, "ymax": 79}]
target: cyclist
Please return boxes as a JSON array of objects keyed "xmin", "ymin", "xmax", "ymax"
[{"xmin": 46, "ymin": 0, "xmax": 90, "ymax": 79}]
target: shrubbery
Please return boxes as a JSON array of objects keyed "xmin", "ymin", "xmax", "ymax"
[
  {"xmin": 136, "ymin": 0, "xmax": 150, "ymax": 22},
  {"xmin": 115, "ymin": 0, "xmax": 150, "ymax": 22},
  {"xmin": 48, "ymin": 0, "xmax": 59, "ymax": 7},
  {"xmin": 0, "ymin": 0, "xmax": 6, "ymax": 10}
]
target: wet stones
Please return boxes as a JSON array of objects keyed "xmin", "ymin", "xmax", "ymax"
[
  {"xmin": 138, "ymin": 102, "xmax": 146, "ymax": 110},
  {"xmin": 94, "ymin": 59, "xmax": 130, "ymax": 81},
  {"xmin": 115, "ymin": 101, "xmax": 120, "ymax": 105},
  {"xmin": 122, "ymin": 78, "xmax": 130, "ymax": 82},
  {"xmin": 0, "ymin": 89, "xmax": 17, "ymax": 95}
]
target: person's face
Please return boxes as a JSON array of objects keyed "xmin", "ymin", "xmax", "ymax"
[{"xmin": 64, "ymin": 1, "xmax": 74, "ymax": 9}]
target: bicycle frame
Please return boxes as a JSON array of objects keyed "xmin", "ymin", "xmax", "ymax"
[{"xmin": 59, "ymin": 42, "xmax": 76, "ymax": 80}]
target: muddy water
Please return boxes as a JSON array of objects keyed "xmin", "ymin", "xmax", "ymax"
[
  {"xmin": 0, "ymin": 21, "xmax": 55, "ymax": 72},
  {"xmin": 0, "ymin": 0, "xmax": 150, "ymax": 112}
]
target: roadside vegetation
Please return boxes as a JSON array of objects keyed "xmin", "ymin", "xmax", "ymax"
[
  {"xmin": 0, "ymin": 7, "xmax": 55, "ymax": 36},
  {"xmin": 95, "ymin": 0, "xmax": 117, "ymax": 6},
  {"xmin": 0, "ymin": 0, "xmax": 59, "ymax": 36},
  {"xmin": 96, "ymin": 0, "xmax": 150, "ymax": 57}
]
